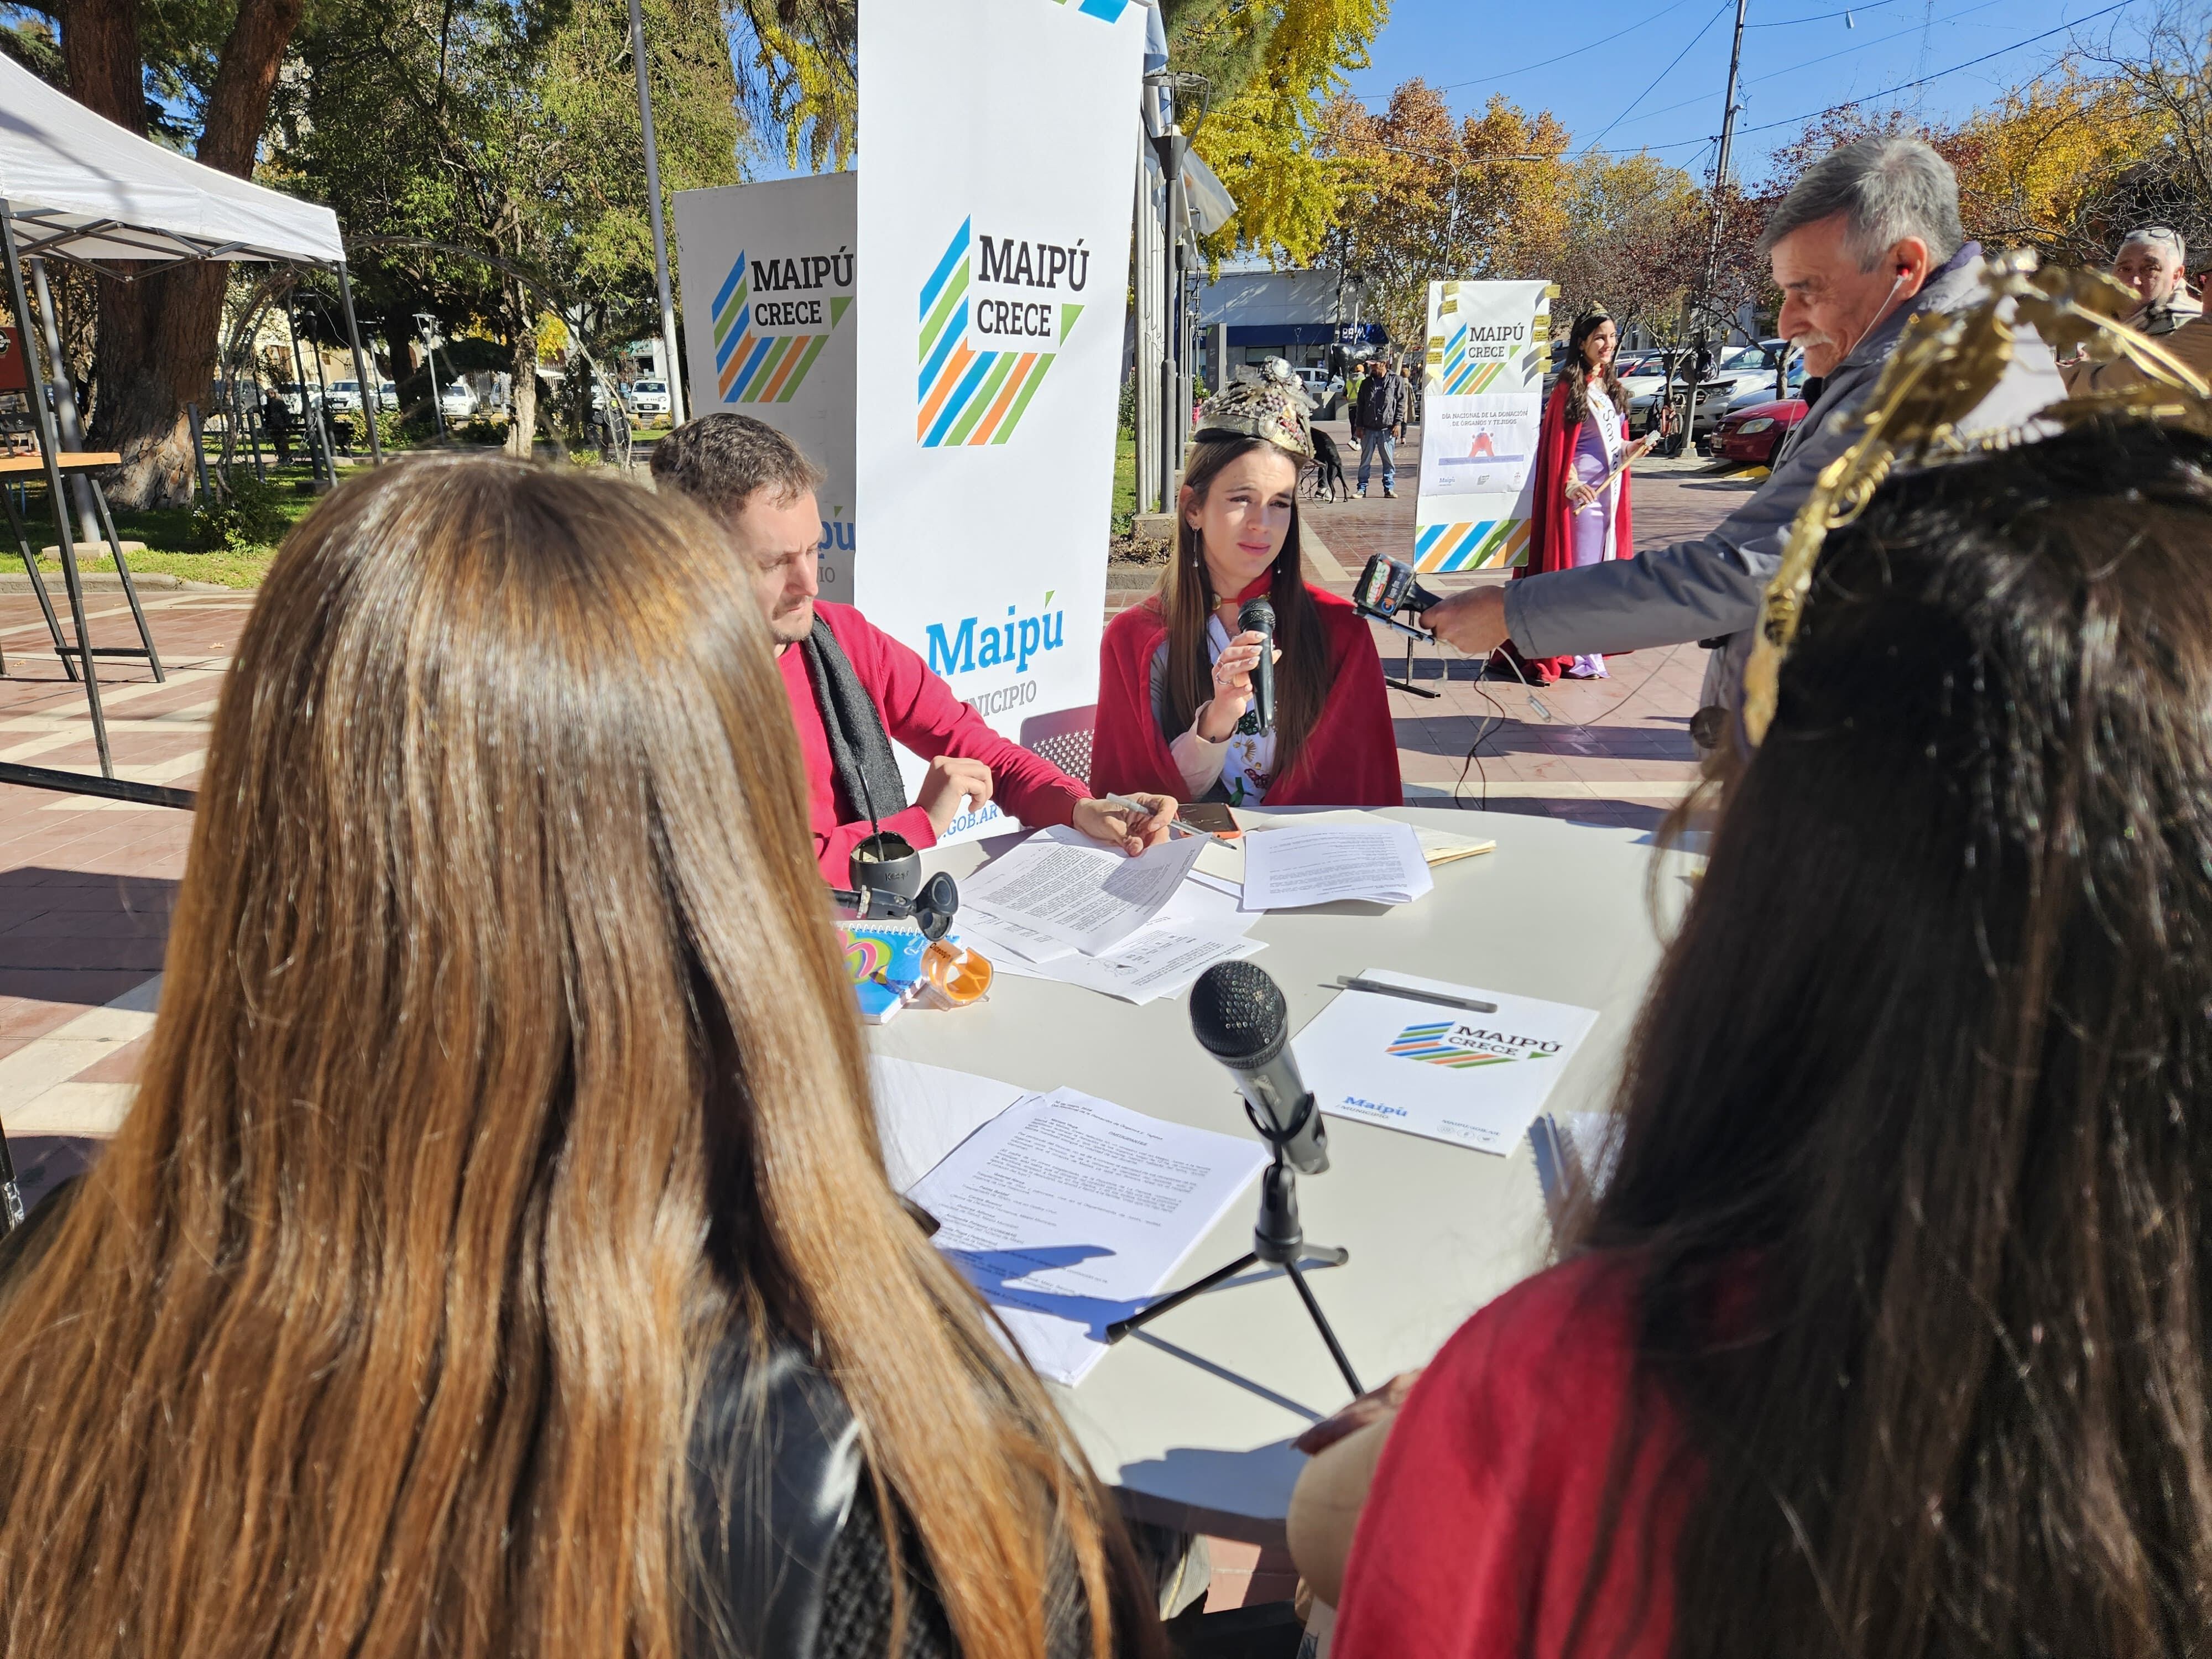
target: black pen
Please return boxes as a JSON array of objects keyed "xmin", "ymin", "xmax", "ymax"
[{"xmin": 1329, "ymin": 975, "xmax": 1498, "ymax": 1014}]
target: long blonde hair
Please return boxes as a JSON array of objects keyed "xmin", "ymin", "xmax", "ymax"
[{"xmin": 0, "ymin": 455, "xmax": 1150, "ymax": 1659}]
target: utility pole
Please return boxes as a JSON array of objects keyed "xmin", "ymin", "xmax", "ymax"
[
  {"xmin": 628, "ymin": 0, "xmax": 687, "ymax": 424},
  {"xmin": 1698, "ymin": 0, "xmax": 1751, "ymax": 341}
]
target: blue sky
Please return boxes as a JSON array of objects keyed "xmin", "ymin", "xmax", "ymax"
[{"xmin": 1345, "ymin": 0, "xmax": 2152, "ymax": 184}]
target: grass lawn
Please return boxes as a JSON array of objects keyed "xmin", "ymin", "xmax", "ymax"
[
  {"xmin": 3, "ymin": 463, "xmax": 336, "ymax": 589},
  {"xmin": 1112, "ymin": 427, "xmax": 1136, "ymax": 536}
]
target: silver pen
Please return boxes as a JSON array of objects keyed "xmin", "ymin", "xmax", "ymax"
[
  {"xmin": 1102, "ymin": 792, "xmax": 1230, "ymax": 844},
  {"xmin": 1329, "ymin": 975, "xmax": 1498, "ymax": 1014}
]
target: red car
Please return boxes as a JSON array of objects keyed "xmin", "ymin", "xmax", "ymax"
[{"xmin": 1715, "ymin": 397, "xmax": 1809, "ymax": 467}]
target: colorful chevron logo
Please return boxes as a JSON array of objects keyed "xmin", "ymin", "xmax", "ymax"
[
  {"xmin": 1415, "ymin": 518, "xmax": 1532, "ymax": 572},
  {"xmin": 916, "ymin": 217, "xmax": 1082, "ymax": 448},
  {"xmin": 711, "ymin": 252, "xmax": 852, "ymax": 406},
  {"xmin": 1386, "ymin": 1021, "xmax": 1547, "ymax": 1069},
  {"xmin": 1050, "ymin": 0, "xmax": 1133, "ymax": 17}
]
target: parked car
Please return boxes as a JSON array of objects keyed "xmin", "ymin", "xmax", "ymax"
[
  {"xmin": 324, "ymin": 378, "xmax": 364, "ymax": 414},
  {"xmin": 1714, "ymin": 396, "xmax": 1810, "ymax": 468},
  {"xmin": 378, "ymin": 380, "xmax": 399, "ymax": 410},
  {"xmin": 268, "ymin": 382, "xmax": 309, "ymax": 416},
  {"xmin": 623, "ymin": 378, "xmax": 672, "ymax": 419},
  {"xmin": 1292, "ymin": 364, "xmax": 1345, "ymax": 418},
  {"xmin": 439, "ymin": 380, "xmax": 479, "ymax": 420}
]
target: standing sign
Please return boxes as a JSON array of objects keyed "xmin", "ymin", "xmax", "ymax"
[
  {"xmin": 672, "ymin": 173, "xmax": 859, "ymax": 602},
  {"xmin": 1412, "ymin": 279, "xmax": 1558, "ymax": 573},
  {"xmin": 854, "ymin": 0, "xmax": 1145, "ymax": 839}
]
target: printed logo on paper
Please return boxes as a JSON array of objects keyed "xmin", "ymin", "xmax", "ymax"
[
  {"xmin": 711, "ymin": 247, "xmax": 854, "ymax": 406},
  {"xmin": 1049, "ymin": 0, "xmax": 1133, "ymax": 18},
  {"xmin": 1386, "ymin": 1020, "xmax": 1560, "ymax": 1069},
  {"xmin": 916, "ymin": 217, "xmax": 1089, "ymax": 448}
]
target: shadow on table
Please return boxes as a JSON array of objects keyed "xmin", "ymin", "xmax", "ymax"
[
  {"xmin": 1115, "ymin": 1439, "xmax": 1308, "ymax": 1543},
  {"xmin": 944, "ymin": 1243, "xmax": 1147, "ymax": 1338}
]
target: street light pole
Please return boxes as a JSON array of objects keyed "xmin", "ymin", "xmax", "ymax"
[{"xmin": 628, "ymin": 0, "xmax": 687, "ymax": 424}]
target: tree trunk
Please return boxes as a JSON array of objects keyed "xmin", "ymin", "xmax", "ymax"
[
  {"xmin": 505, "ymin": 281, "xmax": 537, "ymax": 460},
  {"xmin": 65, "ymin": 0, "xmax": 306, "ymax": 508}
]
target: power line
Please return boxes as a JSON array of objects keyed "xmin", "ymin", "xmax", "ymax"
[
  {"xmin": 1746, "ymin": 0, "xmax": 1902, "ymax": 23},
  {"xmin": 1577, "ymin": 0, "xmax": 1739, "ymax": 155},
  {"xmin": 1608, "ymin": 0, "xmax": 2014, "ymax": 133},
  {"xmin": 1731, "ymin": 0, "xmax": 2135, "ymax": 134}
]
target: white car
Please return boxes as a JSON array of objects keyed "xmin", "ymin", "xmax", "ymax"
[
  {"xmin": 624, "ymin": 378, "xmax": 672, "ymax": 418},
  {"xmin": 439, "ymin": 381, "xmax": 479, "ymax": 420},
  {"xmin": 324, "ymin": 379, "xmax": 364, "ymax": 414},
  {"xmin": 1293, "ymin": 366, "xmax": 1345, "ymax": 418},
  {"xmin": 378, "ymin": 380, "xmax": 398, "ymax": 410}
]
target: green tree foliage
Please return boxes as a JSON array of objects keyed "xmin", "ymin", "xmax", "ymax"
[{"xmin": 1164, "ymin": 0, "xmax": 1389, "ymax": 264}]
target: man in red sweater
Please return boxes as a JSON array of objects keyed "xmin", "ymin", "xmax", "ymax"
[{"xmin": 653, "ymin": 415, "xmax": 1174, "ymax": 883}]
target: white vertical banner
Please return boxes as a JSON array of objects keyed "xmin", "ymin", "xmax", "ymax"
[
  {"xmin": 855, "ymin": 0, "xmax": 1145, "ymax": 838},
  {"xmin": 672, "ymin": 173, "xmax": 860, "ymax": 602},
  {"xmin": 1412, "ymin": 279, "xmax": 1557, "ymax": 573}
]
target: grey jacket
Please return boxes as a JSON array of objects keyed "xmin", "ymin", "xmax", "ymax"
[{"xmin": 1501, "ymin": 245, "xmax": 2064, "ymax": 707}]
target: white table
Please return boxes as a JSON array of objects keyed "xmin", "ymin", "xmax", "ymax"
[{"xmin": 868, "ymin": 807, "xmax": 1693, "ymax": 1546}]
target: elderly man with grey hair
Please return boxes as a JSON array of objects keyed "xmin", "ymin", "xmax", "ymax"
[{"xmin": 1426, "ymin": 135, "xmax": 2064, "ymax": 733}]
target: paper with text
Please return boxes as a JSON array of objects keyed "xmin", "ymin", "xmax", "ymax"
[
  {"xmin": 909, "ymin": 1088, "xmax": 1269, "ymax": 1383},
  {"xmin": 959, "ymin": 827, "xmax": 1205, "ymax": 954},
  {"xmin": 1240, "ymin": 821, "xmax": 1433, "ymax": 911}
]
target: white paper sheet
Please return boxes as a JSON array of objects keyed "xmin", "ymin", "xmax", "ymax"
[
  {"xmin": 908, "ymin": 1088, "xmax": 1269, "ymax": 1384},
  {"xmin": 1240, "ymin": 821, "xmax": 1434, "ymax": 911},
  {"xmin": 868, "ymin": 1056, "xmax": 1027, "ymax": 1190},
  {"xmin": 954, "ymin": 905, "xmax": 1077, "ymax": 964},
  {"xmin": 958, "ymin": 826, "xmax": 1205, "ymax": 954},
  {"xmin": 1025, "ymin": 921, "xmax": 1266, "ymax": 1004},
  {"xmin": 1297, "ymin": 968, "xmax": 1599, "ymax": 1155}
]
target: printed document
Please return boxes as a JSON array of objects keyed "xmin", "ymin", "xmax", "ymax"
[
  {"xmin": 1298, "ymin": 968, "xmax": 1599, "ymax": 1154},
  {"xmin": 959, "ymin": 826, "xmax": 1204, "ymax": 954},
  {"xmin": 989, "ymin": 920, "xmax": 1265, "ymax": 1004},
  {"xmin": 869, "ymin": 1056, "xmax": 1027, "ymax": 1191},
  {"xmin": 909, "ymin": 1088, "xmax": 1269, "ymax": 1383},
  {"xmin": 1240, "ymin": 821, "xmax": 1433, "ymax": 910}
]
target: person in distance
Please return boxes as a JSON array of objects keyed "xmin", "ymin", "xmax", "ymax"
[
  {"xmin": 0, "ymin": 456, "xmax": 1164, "ymax": 1659},
  {"xmin": 1092, "ymin": 377, "xmax": 1401, "ymax": 808},
  {"xmin": 652, "ymin": 414, "xmax": 1173, "ymax": 881},
  {"xmin": 1326, "ymin": 419, "xmax": 2212, "ymax": 1656}
]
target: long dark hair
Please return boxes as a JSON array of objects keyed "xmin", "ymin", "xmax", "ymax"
[
  {"xmin": 1156, "ymin": 435, "xmax": 1331, "ymax": 782},
  {"xmin": 1571, "ymin": 421, "xmax": 2212, "ymax": 1656},
  {"xmin": 1561, "ymin": 310, "xmax": 1627, "ymax": 430}
]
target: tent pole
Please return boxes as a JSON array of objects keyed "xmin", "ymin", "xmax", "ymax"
[
  {"xmin": 28, "ymin": 259, "xmax": 102, "ymax": 542},
  {"xmin": 336, "ymin": 262, "xmax": 383, "ymax": 463},
  {"xmin": 1, "ymin": 201, "xmax": 113, "ymax": 777},
  {"xmin": 283, "ymin": 292, "xmax": 332, "ymax": 488}
]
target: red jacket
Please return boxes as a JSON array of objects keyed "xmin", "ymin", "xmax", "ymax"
[
  {"xmin": 1508, "ymin": 379, "xmax": 1637, "ymax": 685},
  {"xmin": 1333, "ymin": 1255, "xmax": 1693, "ymax": 1658},
  {"xmin": 1092, "ymin": 586, "xmax": 1402, "ymax": 807},
  {"xmin": 779, "ymin": 601, "xmax": 1087, "ymax": 883}
]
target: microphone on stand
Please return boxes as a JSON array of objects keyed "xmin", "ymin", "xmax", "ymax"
[
  {"xmin": 1189, "ymin": 960, "xmax": 1328, "ymax": 1175},
  {"xmin": 1237, "ymin": 594, "xmax": 1277, "ymax": 733}
]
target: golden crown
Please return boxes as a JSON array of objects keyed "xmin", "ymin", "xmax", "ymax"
[{"xmin": 1740, "ymin": 251, "xmax": 2212, "ymax": 746}]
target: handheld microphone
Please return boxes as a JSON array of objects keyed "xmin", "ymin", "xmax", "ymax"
[
  {"xmin": 1352, "ymin": 554, "xmax": 1443, "ymax": 639},
  {"xmin": 1237, "ymin": 594, "xmax": 1276, "ymax": 733},
  {"xmin": 1190, "ymin": 961, "xmax": 1329, "ymax": 1175}
]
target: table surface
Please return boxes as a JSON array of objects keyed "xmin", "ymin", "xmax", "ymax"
[
  {"xmin": 0, "ymin": 452, "xmax": 120, "ymax": 476},
  {"xmin": 868, "ymin": 806, "xmax": 1694, "ymax": 1545}
]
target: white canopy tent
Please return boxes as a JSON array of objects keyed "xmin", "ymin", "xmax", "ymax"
[
  {"xmin": 0, "ymin": 52, "xmax": 379, "ymax": 801},
  {"xmin": 0, "ymin": 53, "xmax": 343, "ymax": 270}
]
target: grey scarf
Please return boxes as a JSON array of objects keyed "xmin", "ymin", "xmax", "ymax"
[{"xmin": 799, "ymin": 617, "xmax": 909, "ymax": 825}]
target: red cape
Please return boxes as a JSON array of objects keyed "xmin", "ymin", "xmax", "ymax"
[
  {"xmin": 1093, "ymin": 586, "xmax": 1403, "ymax": 807},
  {"xmin": 1504, "ymin": 379, "xmax": 1636, "ymax": 685}
]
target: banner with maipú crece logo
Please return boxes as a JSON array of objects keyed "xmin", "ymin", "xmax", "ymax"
[
  {"xmin": 1412, "ymin": 279, "xmax": 1557, "ymax": 573},
  {"xmin": 853, "ymin": 0, "xmax": 1145, "ymax": 839},
  {"xmin": 672, "ymin": 172, "xmax": 859, "ymax": 602}
]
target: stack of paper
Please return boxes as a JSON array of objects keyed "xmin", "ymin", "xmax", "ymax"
[
  {"xmin": 1295, "ymin": 968, "xmax": 1599, "ymax": 1155},
  {"xmin": 1188, "ymin": 811, "xmax": 1495, "ymax": 902},
  {"xmin": 1240, "ymin": 820, "xmax": 1434, "ymax": 911},
  {"xmin": 907, "ymin": 1088, "xmax": 1270, "ymax": 1384},
  {"xmin": 956, "ymin": 827, "xmax": 1264, "ymax": 1004}
]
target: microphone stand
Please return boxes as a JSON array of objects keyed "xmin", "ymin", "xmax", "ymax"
[{"xmin": 1103, "ymin": 1098, "xmax": 1363, "ymax": 1397}]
